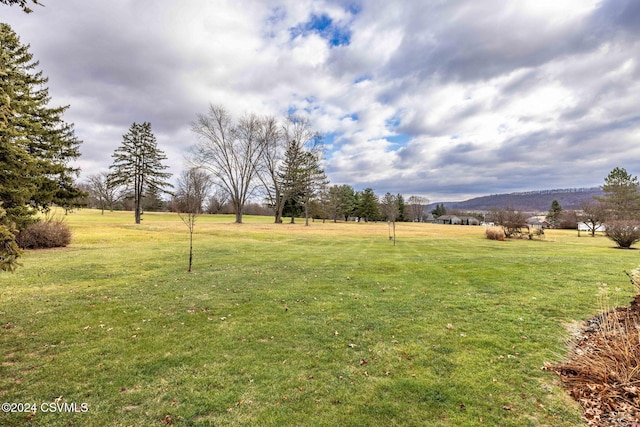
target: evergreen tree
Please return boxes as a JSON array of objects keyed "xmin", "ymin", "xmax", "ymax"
[
  {"xmin": 108, "ymin": 122, "xmax": 172, "ymax": 224},
  {"xmin": 431, "ymin": 203, "xmax": 447, "ymax": 218},
  {"xmin": 0, "ymin": 23, "xmax": 82, "ymax": 260},
  {"xmin": 596, "ymin": 167, "xmax": 640, "ymax": 220},
  {"xmin": 357, "ymin": 188, "xmax": 380, "ymax": 222},
  {"xmin": 278, "ymin": 134, "xmax": 326, "ymax": 225},
  {"xmin": 396, "ymin": 194, "xmax": 406, "ymax": 222},
  {"xmin": 325, "ymin": 184, "xmax": 356, "ymax": 222},
  {"xmin": 546, "ymin": 200, "xmax": 563, "ymax": 228}
]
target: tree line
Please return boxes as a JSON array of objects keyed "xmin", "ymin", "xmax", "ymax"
[
  {"xmin": 82, "ymin": 105, "xmax": 432, "ymax": 227},
  {"xmin": 0, "ymin": 21, "xmax": 434, "ymax": 271}
]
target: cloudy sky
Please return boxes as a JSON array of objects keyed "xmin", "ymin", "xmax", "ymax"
[{"xmin": 3, "ymin": 0, "xmax": 640, "ymax": 201}]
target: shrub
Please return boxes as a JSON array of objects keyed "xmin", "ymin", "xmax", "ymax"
[
  {"xmin": 485, "ymin": 227, "xmax": 505, "ymax": 241},
  {"xmin": 16, "ymin": 218, "xmax": 72, "ymax": 249},
  {"xmin": 604, "ymin": 220, "xmax": 640, "ymax": 249},
  {"xmin": 490, "ymin": 206, "xmax": 528, "ymax": 238}
]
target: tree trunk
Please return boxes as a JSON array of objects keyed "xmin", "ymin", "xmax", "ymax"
[
  {"xmin": 305, "ymin": 204, "xmax": 309, "ymax": 226},
  {"xmin": 135, "ymin": 173, "xmax": 143, "ymax": 224},
  {"xmin": 188, "ymin": 227, "xmax": 193, "ymax": 272},
  {"xmin": 393, "ymin": 221, "xmax": 396, "ymax": 246}
]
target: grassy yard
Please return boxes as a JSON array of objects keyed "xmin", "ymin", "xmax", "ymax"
[{"xmin": 1, "ymin": 209, "xmax": 638, "ymax": 426}]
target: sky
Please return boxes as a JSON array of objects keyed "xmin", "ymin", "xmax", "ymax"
[{"xmin": 3, "ymin": 0, "xmax": 640, "ymax": 202}]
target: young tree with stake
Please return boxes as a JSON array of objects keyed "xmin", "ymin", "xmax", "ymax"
[{"xmin": 174, "ymin": 168, "xmax": 212, "ymax": 272}]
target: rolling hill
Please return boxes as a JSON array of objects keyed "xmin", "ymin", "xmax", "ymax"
[{"xmin": 431, "ymin": 187, "xmax": 603, "ymax": 213}]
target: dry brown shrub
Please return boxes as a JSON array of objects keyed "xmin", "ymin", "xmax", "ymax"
[
  {"xmin": 485, "ymin": 227, "xmax": 505, "ymax": 241},
  {"xmin": 16, "ymin": 218, "xmax": 72, "ymax": 249}
]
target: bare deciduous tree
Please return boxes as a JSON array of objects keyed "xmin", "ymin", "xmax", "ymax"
[
  {"xmin": 255, "ymin": 116, "xmax": 286, "ymax": 223},
  {"xmin": 174, "ymin": 168, "xmax": 212, "ymax": 272},
  {"xmin": 380, "ymin": 192, "xmax": 400, "ymax": 245},
  {"xmin": 86, "ymin": 172, "xmax": 125, "ymax": 214},
  {"xmin": 406, "ymin": 195, "xmax": 429, "ymax": 222},
  {"xmin": 205, "ymin": 187, "xmax": 230, "ymax": 214},
  {"xmin": 191, "ymin": 105, "xmax": 265, "ymax": 224},
  {"xmin": 578, "ymin": 200, "xmax": 607, "ymax": 237}
]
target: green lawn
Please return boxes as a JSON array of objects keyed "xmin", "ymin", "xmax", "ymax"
[{"xmin": 1, "ymin": 209, "xmax": 637, "ymax": 426}]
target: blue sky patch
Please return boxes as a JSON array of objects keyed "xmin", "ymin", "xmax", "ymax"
[
  {"xmin": 386, "ymin": 134, "xmax": 411, "ymax": 145},
  {"xmin": 341, "ymin": 113, "xmax": 359, "ymax": 121},
  {"xmin": 290, "ymin": 13, "xmax": 351, "ymax": 47}
]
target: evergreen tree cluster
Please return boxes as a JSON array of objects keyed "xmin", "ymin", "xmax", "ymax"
[{"xmin": 1, "ymin": 23, "xmax": 82, "ymax": 270}]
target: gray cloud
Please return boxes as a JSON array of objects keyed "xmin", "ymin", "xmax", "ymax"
[{"xmin": 3, "ymin": 0, "xmax": 640, "ymax": 202}]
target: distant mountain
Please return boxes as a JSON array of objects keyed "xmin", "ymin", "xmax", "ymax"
[{"xmin": 430, "ymin": 187, "xmax": 603, "ymax": 213}]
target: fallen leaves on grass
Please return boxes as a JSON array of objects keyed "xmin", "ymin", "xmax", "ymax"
[{"xmin": 547, "ymin": 294, "xmax": 640, "ymax": 426}]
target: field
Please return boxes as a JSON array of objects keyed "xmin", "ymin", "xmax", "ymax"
[{"xmin": 1, "ymin": 209, "xmax": 638, "ymax": 426}]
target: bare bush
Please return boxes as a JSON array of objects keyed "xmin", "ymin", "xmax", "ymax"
[
  {"xmin": 16, "ymin": 218, "xmax": 72, "ymax": 249},
  {"xmin": 605, "ymin": 220, "xmax": 640, "ymax": 249},
  {"xmin": 485, "ymin": 227, "xmax": 505, "ymax": 241},
  {"xmin": 489, "ymin": 206, "xmax": 529, "ymax": 238}
]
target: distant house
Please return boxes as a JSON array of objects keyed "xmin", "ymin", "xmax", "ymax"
[
  {"xmin": 526, "ymin": 216, "xmax": 552, "ymax": 229},
  {"xmin": 578, "ymin": 222, "xmax": 606, "ymax": 236},
  {"xmin": 436, "ymin": 215, "xmax": 480, "ymax": 225},
  {"xmin": 436, "ymin": 215, "xmax": 460, "ymax": 225},
  {"xmin": 458, "ymin": 216, "xmax": 480, "ymax": 226}
]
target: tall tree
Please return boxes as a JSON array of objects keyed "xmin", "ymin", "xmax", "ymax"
[
  {"xmin": 596, "ymin": 167, "xmax": 640, "ymax": 220},
  {"xmin": 357, "ymin": 188, "xmax": 380, "ymax": 222},
  {"xmin": 546, "ymin": 199, "xmax": 563, "ymax": 228},
  {"xmin": 395, "ymin": 194, "xmax": 406, "ymax": 222},
  {"xmin": 255, "ymin": 116, "xmax": 286, "ymax": 223},
  {"xmin": 325, "ymin": 184, "xmax": 356, "ymax": 222},
  {"xmin": 191, "ymin": 105, "xmax": 265, "ymax": 224},
  {"xmin": 0, "ymin": 23, "xmax": 82, "ymax": 261},
  {"xmin": 277, "ymin": 116, "xmax": 325, "ymax": 225},
  {"xmin": 174, "ymin": 168, "xmax": 212, "ymax": 272},
  {"xmin": 108, "ymin": 122, "xmax": 172, "ymax": 224}
]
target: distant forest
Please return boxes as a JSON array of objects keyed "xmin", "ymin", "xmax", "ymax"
[{"xmin": 430, "ymin": 187, "xmax": 604, "ymax": 213}]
